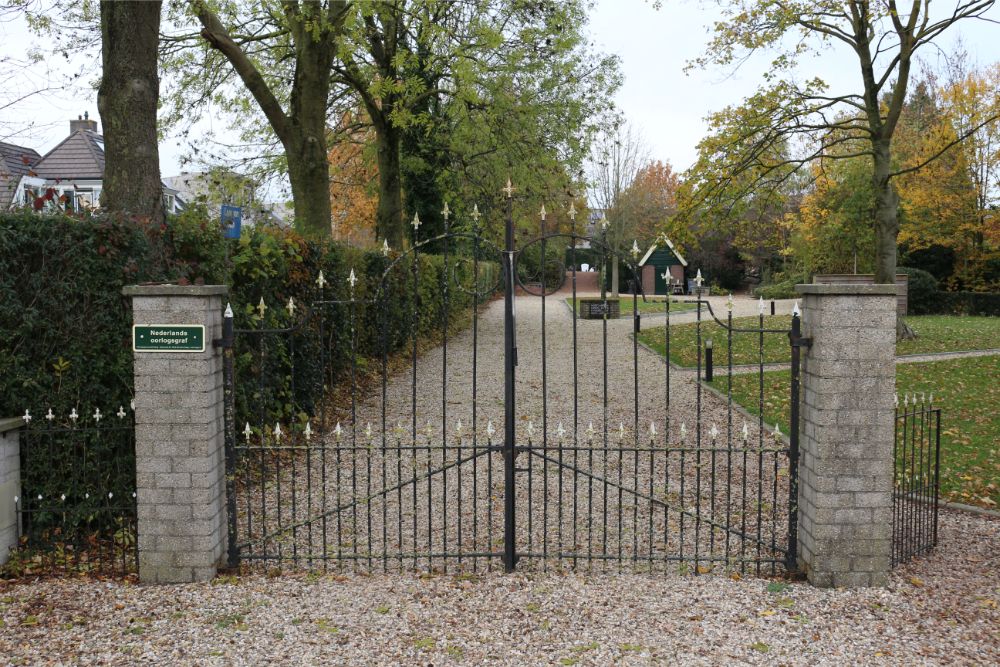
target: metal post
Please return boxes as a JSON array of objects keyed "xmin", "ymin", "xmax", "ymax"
[
  {"xmin": 503, "ymin": 184, "xmax": 518, "ymax": 572},
  {"xmin": 221, "ymin": 304, "xmax": 239, "ymax": 569},
  {"xmin": 771, "ymin": 300, "xmax": 776, "ymax": 316},
  {"xmin": 786, "ymin": 310, "xmax": 806, "ymax": 572},
  {"xmin": 704, "ymin": 339, "xmax": 714, "ymax": 382}
]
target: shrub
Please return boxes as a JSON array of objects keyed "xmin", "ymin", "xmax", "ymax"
[
  {"xmin": 931, "ymin": 291, "xmax": 1000, "ymax": 316},
  {"xmin": 753, "ymin": 269, "xmax": 810, "ymax": 299},
  {"xmin": 1, "ymin": 211, "xmax": 497, "ymax": 517},
  {"xmin": 898, "ymin": 267, "xmax": 939, "ymax": 315}
]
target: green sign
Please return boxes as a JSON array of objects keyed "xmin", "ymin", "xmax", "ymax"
[{"xmin": 133, "ymin": 325, "xmax": 205, "ymax": 352}]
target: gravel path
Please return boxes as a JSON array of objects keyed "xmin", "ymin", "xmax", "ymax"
[
  {"xmin": 1, "ymin": 510, "xmax": 996, "ymax": 665},
  {"xmin": 234, "ymin": 293, "xmax": 792, "ymax": 573}
]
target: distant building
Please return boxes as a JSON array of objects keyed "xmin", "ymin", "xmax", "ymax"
[
  {"xmin": 162, "ymin": 170, "xmax": 289, "ymax": 228},
  {"xmin": 4, "ymin": 113, "xmax": 182, "ymax": 214},
  {"xmin": 0, "ymin": 142, "xmax": 42, "ymax": 209}
]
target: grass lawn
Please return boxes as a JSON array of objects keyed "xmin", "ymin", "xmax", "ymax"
[
  {"xmin": 638, "ymin": 315, "xmax": 1000, "ymax": 368},
  {"xmin": 566, "ymin": 297, "xmax": 699, "ymax": 316},
  {"xmin": 707, "ymin": 355, "xmax": 1000, "ymax": 508}
]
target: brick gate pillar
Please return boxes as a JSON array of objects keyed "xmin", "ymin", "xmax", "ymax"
[
  {"xmin": 123, "ymin": 284, "xmax": 228, "ymax": 584},
  {"xmin": 795, "ymin": 283, "xmax": 897, "ymax": 587}
]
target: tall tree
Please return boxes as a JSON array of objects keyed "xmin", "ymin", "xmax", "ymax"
[
  {"xmin": 97, "ymin": 0, "xmax": 164, "ymax": 222},
  {"xmin": 589, "ymin": 119, "xmax": 649, "ymax": 296},
  {"xmin": 687, "ymin": 1, "xmax": 997, "ymax": 292},
  {"xmin": 190, "ymin": 0, "xmax": 350, "ymax": 236}
]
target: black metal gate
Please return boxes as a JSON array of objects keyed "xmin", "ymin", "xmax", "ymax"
[{"xmin": 222, "ymin": 185, "xmax": 803, "ymax": 576}]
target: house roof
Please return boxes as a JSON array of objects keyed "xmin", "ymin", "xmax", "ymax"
[
  {"xmin": 638, "ymin": 238, "xmax": 688, "ymax": 267},
  {"xmin": 32, "ymin": 129, "xmax": 105, "ymax": 181},
  {"xmin": 0, "ymin": 141, "xmax": 42, "ymax": 207}
]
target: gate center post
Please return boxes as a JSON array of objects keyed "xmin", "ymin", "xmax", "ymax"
[{"xmin": 503, "ymin": 184, "xmax": 518, "ymax": 572}]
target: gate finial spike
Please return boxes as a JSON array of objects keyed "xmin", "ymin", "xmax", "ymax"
[
  {"xmin": 774, "ymin": 423, "xmax": 781, "ymax": 437},
  {"xmin": 503, "ymin": 178, "xmax": 514, "ymax": 198},
  {"xmin": 335, "ymin": 421, "xmax": 343, "ymax": 440},
  {"xmin": 456, "ymin": 419, "xmax": 463, "ymax": 437},
  {"xmin": 273, "ymin": 422, "xmax": 282, "ymax": 442},
  {"xmin": 680, "ymin": 422, "xmax": 687, "ymax": 440},
  {"xmin": 586, "ymin": 421, "xmax": 595, "ymax": 438},
  {"xmin": 556, "ymin": 422, "xmax": 566, "ymax": 440},
  {"xmin": 631, "ymin": 240, "xmax": 641, "ymax": 260},
  {"xmin": 224, "ymin": 303, "xmax": 234, "ymax": 318},
  {"xmin": 93, "ymin": 408, "xmax": 102, "ymax": 423},
  {"xmin": 45, "ymin": 408, "xmax": 54, "ymax": 421},
  {"xmin": 69, "ymin": 408, "xmax": 78, "ymax": 422},
  {"xmin": 539, "ymin": 204, "xmax": 546, "ymax": 221},
  {"xmin": 366, "ymin": 422, "xmax": 373, "ymax": 439},
  {"xmin": 618, "ymin": 421, "xmax": 625, "ymax": 442},
  {"xmin": 304, "ymin": 421, "xmax": 312, "ymax": 441},
  {"xmin": 792, "ymin": 301, "xmax": 801, "ymax": 317},
  {"xmin": 726, "ymin": 293, "xmax": 734, "ymax": 311},
  {"xmin": 471, "ymin": 204, "xmax": 481, "ymax": 223},
  {"xmin": 441, "ymin": 201, "xmax": 450, "ymax": 221},
  {"xmin": 382, "ymin": 239, "xmax": 390, "ymax": 257},
  {"xmin": 257, "ymin": 297, "xmax": 267, "ymax": 318},
  {"xmin": 316, "ymin": 270, "xmax": 327, "ymax": 289},
  {"xmin": 742, "ymin": 421, "xmax": 749, "ymax": 442},
  {"xmin": 710, "ymin": 423, "xmax": 718, "ymax": 440},
  {"xmin": 22, "ymin": 409, "xmax": 30, "ymax": 424},
  {"xmin": 568, "ymin": 202, "xmax": 576, "ymax": 221},
  {"xmin": 244, "ymin": 422, "xmax": 252, "ymax": 442},
  {"xmin": 411, "ymin": 212, "xmax": 421, "ymax": 231},
  {"xmin": 348, "ymin": 269, "xmax": 357, "ymax": 289},
  {"xmin": 286, "ymin": 297, "xmax": 296, "ymax": 316},
  {"xmin": 894, "ymin": 393, "xmax": 899, "ymax": 408},
  {"xmin": 526, "ymin": 420, "xmax": 534, "ymax": 439},
  {"xmin": 758, "ymin": 295, "xmax": 765, "ymax": 315},
  {"xmin": 649, "ymin": 421, "xmax": 657, "ymax": 437},
  {"xmin": 486, "ymin": 420, "xmax": 496, "ymax": 439},
  {"xmin": 694, "ymin": 269, "xmax": 704, "ymax": 288},
  {"xmin": 600, "ymin": 212, "xmax": 608, "ymax": 231},
  {"xmin": 116, "ymin": 406, "xmax": 126, "ymax": 419}
]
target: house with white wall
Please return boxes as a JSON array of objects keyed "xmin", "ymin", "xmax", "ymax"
[{"xmin": 2, "ymin": 113, "xmax": 181, "ymax": 214}]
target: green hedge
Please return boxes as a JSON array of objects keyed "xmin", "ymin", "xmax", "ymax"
[
  {"xmin": 929, "ymin": 290, "xmax": 1000, "ymax": 317},
  {"xmin": 0, "ymin": 210, "xmax": 497, "ymax": 520}
]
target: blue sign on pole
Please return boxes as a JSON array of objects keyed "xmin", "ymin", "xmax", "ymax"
[{"xmin": 221, "ymin": 204, "xmax": 242, "ymax": 239}]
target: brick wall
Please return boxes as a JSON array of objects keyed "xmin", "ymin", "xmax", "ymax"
[
  {"xmin": 0, "ymin": 418, "xmax": 22, "ymax": 566},
  {"xmin": 795, "ymin": 283, "xmax": 897, "ymax": 587},
  {"xmin": 123, "ymin": 285, "xmax": 228, "ymax": 583}
]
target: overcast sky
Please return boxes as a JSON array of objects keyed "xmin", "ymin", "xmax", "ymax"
[{"xmin": 2, "ymin": 1, "xmax": 999, "ymax": 183}]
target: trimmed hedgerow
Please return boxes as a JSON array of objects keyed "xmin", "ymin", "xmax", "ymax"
[{"xmin": 0, "ymin": 210, "xmax": 497, "ymax": 516}]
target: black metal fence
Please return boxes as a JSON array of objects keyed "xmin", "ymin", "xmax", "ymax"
[
  {"xmin": 8, "ymin": 407, "xmax": 137, "ymax": 577},
  {"xmin": 222, "ymin": 192, "xmax": 802, "ymax": 577},
  {"xmin": 891, "ymin": 396, "xmax": 941, "ymax": 568}
]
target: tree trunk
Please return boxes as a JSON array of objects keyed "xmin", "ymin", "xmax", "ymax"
[
  {"xmin": 611, "ymin": 258, "xmax": 620, "ymax": 298},
  {"xmin": 871, "ymin": 138, "xmax": 916, "ymax": 340},
  {"xmin": 871, "ymin": 138, "xmax": 899, "ymax": 285},
  {"xmin": 374, "ymin": 123, "xmax": 404, "ymax": 247},
  {"xmin": 97, "ymin": 0, "xmax": 164, "ymax": 223},
  {"xmin": 286, "ymin": 133, "xmax": 332, "ymax": 238}
]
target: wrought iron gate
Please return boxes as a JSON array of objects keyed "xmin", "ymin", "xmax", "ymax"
[{"xmin": 222, "ymin": 185, "xmax": 803, "ymax": 576}]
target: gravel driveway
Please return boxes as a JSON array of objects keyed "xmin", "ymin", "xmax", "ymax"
[
  {"xmin": 3, "ymin": 296, "xmax": 998, "ymax": 665},
  {"xmin": 235, "ymin": 294, "xmax": 793, "ymax": 573},
  {"xmin": 1, "ymin": 510, "xmax": 997, "ymax": 665}
]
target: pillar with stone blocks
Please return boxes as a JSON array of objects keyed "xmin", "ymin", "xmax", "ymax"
[
  {"xmin": 795, "ymin": 283, "xmax": 897, "ymax": 587},
  {"xmin": 0, "ymin": 418, "xmax": 22, "ymax": 566},
  {"xmin": 123, "ymin": 284, "xmax": 228, "ymax": 583}
]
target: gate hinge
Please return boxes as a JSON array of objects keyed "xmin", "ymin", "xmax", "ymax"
[{"xmin": 789, "ymin": 335, "xmax": 813, "ymax": 349}]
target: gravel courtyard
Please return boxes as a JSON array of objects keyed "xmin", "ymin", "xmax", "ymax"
[
  {"xmin": 1, "ymin": 511, "xmax": 997, "ymax": 665},
  {"xmin": 3, "ymin": 295, "xmax": 999, "ymax": 664},
  {"xmin": 234, "ymin": 294, "xmax": 797, "ymax": 571}
]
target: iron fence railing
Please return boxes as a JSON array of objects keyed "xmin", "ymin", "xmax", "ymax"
[
  {"xmin": 8, "ymin": 407, "xmax": 137, "ymax": 577},
  {"xmin": 892, "ymin": 396, "xmax": 941, "ymax": 568}
]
